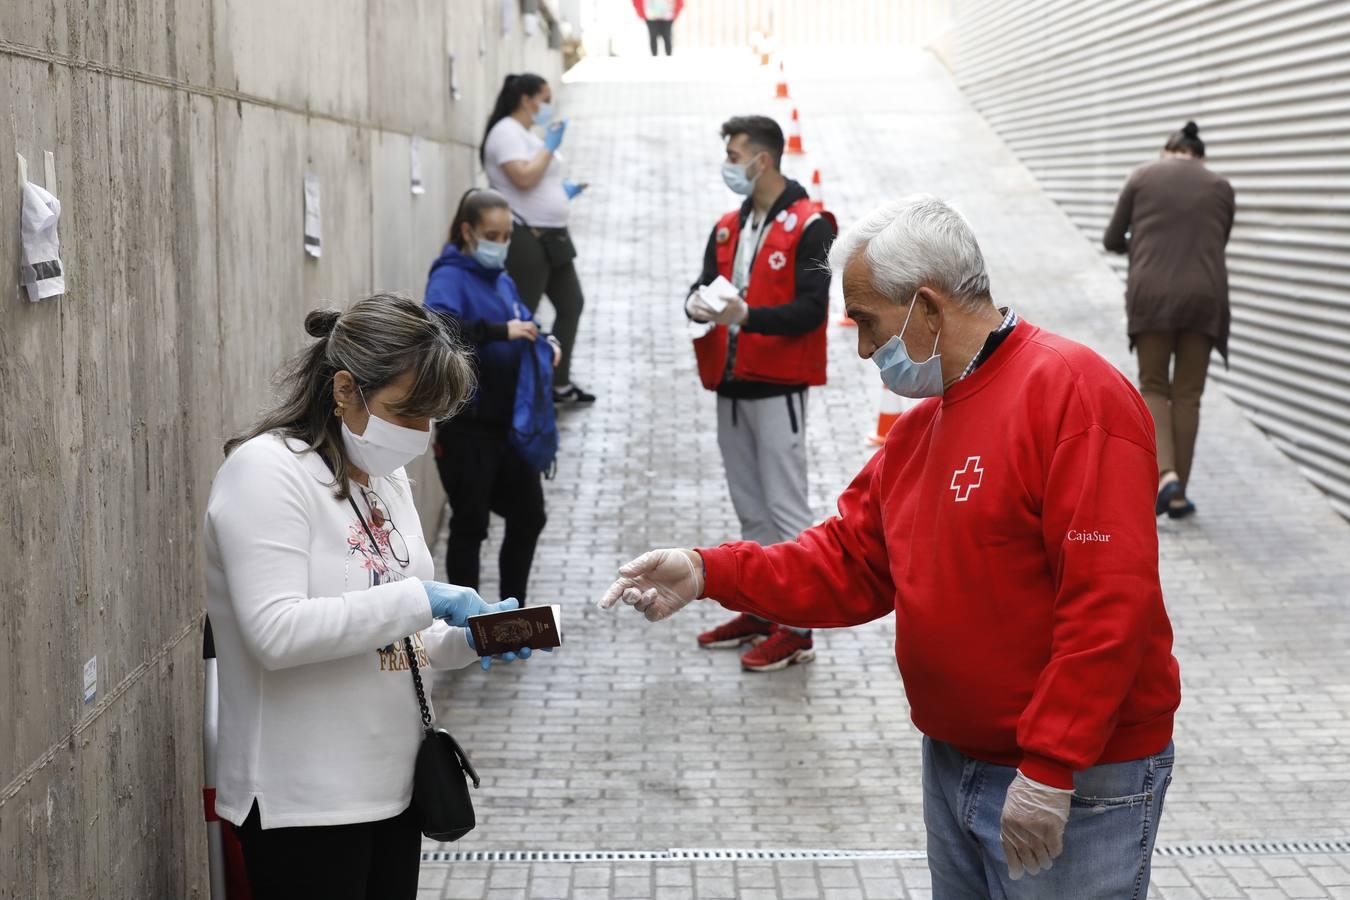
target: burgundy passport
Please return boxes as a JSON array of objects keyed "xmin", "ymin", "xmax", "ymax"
[{"xmin": 466, "ymin": 604, "xmax": 563, "ymax": 656}]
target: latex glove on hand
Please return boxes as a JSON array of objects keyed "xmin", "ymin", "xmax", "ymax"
[
  {"xmin": 685, "ymin": 293, "xmax": 719, "ymax": 323},
  {"xmin": 464, "ymin": 624, "xmax": 535, "ymax": 672},
  {"xmin": 544, "ymin": 120, "xmax": 567, "ymax": 152},
  {"xmin": 563, "ymin": 180, "xmax": 587, "ymax": 199},
  {"xmin": 711, "ymin": 295, "xmax": 749, "ymax": 327},
  {"xmin": 598, "ymin": 549, "xmax": 703, "ymax": 622},
  {"xmin": 546, "ymin": 334, "xmax": 563, "ymax": 367},
  {"xmin": 1000, "ymin": 772, "xmax": 1073, "ymax": 880},
  {"xmin": 425, "ymin": 583, "xmax": 519, "ymax": 627}
]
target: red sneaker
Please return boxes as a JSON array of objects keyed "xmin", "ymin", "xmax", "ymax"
[
  {"xmin": 697, "ymin": 613, "xmax": 774, "ymax": 649},
  {"xmin": 740, "ymin": 626, "xmax": 815, "ymax": 672}
]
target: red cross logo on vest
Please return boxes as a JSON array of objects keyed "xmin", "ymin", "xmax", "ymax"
[
  {"xmin": 767, "ymin": 250, "xmax": 788, "ymax": 271},
  {"xmin": 950, "ymin": 456, "xmax": 984, "ymax": 502}
]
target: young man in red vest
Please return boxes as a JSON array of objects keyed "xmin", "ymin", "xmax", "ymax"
[{"xmin": 684, "ymin": 115, "xmax": 837, "ymax": 672}]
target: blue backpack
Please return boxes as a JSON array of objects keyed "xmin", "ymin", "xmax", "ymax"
[{"xmin": 510, "ymin": 332, "xmax": 559, "ymax": 474}]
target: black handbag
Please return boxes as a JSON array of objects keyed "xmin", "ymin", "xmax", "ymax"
[
  {"xmin": 345, "ymin": 492, "xmax": 481, "ymax": 841},
  {"xmin": 403, "ymin": 636, "xmax": 481, "ymax": 841}
]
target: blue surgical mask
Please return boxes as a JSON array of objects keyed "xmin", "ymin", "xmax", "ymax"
[
  {"xmin": 471, "ymin": 236, "xmax": 510, "ymax": 270},
  {"xmin": 873, "ymin": 294, "xmax": 944, "ymax": 398},
  {"xmin": 721, "ymin": 157, "xmax": 760, "ymax": 196},
  {"xmin": 534, "ymin": 102, "xmax": 555, "ymax": 127}
]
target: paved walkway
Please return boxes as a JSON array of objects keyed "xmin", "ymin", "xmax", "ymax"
[{"xmin": 421, "ymin": 50, "xmax": 1350, "ymax": 899}]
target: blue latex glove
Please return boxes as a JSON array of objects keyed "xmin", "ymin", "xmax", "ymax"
[
  {"xmin": 465, "ymin": 625, "xmax": 536, "ymax": 672},
  {"xmin": 424, "ymin": 582, "xmax": 517, "ymax": 626},
  {"xmin": 544, "ymin": 120, "xmax": 567, "ymax": 152},
  {"xmin": 563, "ymin": 180, "xmax": 586, "ymax": 200}
]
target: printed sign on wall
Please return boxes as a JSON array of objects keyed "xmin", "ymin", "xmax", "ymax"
[
  {"xmin": 303, "ymin": 171, "xmax": 322, "ymax": 258},
  {"xmin": 411, "ymin": 136, "xmax": 425, "ymax": 195}
]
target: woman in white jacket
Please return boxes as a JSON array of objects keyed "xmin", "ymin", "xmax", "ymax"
[{"xmin": 205, "ymin": 293, "xmax": 528, "ymax": 898}]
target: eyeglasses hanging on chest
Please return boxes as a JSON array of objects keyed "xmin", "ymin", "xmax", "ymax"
[{"xmin": 360, "ymin": 487, "xmax": 411, "ymax": 568}]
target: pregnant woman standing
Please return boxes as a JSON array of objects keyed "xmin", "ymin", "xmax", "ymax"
[{"xmin": 481, "ymin": 72, "xmax": 596, "ymax": 405}]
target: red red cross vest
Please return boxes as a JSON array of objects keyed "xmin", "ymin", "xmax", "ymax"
[{"xmin": 692, "ymin": 198, "xmax": 835, "ymax": 391}]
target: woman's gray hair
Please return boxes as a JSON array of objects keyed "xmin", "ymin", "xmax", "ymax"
[
  {"xmin": 828, "ymin": 194, "xmax": 991, "ymax": 309},
  {"xmin": 225, "ymin": 292, "xmax": 474, "ymax": 500}
]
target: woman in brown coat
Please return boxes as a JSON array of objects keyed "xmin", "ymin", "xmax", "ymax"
[{"xmin": 1104, "ymin": 121, "xmax": 1235, "ymax": 519}]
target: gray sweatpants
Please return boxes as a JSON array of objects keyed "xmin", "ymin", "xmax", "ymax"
[
  {"xmin": 716, "ymin": 391, "xmax": 814, "ymax": 548},
  {"xmin": 716, "ymin": 392, "xmax": 815, "ymax": 635}
]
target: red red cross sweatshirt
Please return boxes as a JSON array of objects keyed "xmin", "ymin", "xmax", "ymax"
[{"xmin": 699, "ymin": 320, "xmax": 1181, "ymax": 788}]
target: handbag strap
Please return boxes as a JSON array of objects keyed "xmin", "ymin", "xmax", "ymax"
[{"xmin": 346, "ymin": 492, "xmax": 434, "ymax": 731}]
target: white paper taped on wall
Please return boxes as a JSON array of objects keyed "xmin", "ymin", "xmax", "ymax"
[
  {"xmin": 410, "ymin": 136, "xmax": 425, "ymax": 195},
  {"xmin": 20, "ymin": 181, "xmax": 65, "ymax": 302},
  {"xmin": 83, "ymin": 655, "xmax": 97, "ymax": 704},
  {"xmin": 303, "ymin": 171, "xmax": 322, "ymax": 258}
]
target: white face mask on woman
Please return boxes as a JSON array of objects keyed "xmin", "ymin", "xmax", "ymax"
[{"xmin": 341, "ymin": 387, "xmax": 431, "ymax": 477}]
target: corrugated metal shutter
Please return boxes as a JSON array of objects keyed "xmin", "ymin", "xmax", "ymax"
[{"xmin": 948, "ymin": 0, "xmax": 1350, "ymax": 519}]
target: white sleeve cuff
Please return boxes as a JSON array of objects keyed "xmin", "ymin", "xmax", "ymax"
[{"xmin": 422, "ymin": 622, "xmax": 481, "ymax": 670}]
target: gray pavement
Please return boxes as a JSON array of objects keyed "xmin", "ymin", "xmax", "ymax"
[
  {"xmin": 416, "ymin": 854, "xmax": 1350, "ymax": 899},
  {"xmin": 421, "ymin": 50, "xmax": 1350, "ymax": 898}
]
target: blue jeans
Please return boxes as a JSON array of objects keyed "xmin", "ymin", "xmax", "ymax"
[{"xmin": 922, "ymin": 737, "xmax": 1174, "ymax": 900}]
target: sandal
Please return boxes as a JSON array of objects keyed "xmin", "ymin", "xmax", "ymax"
[
  {"xmin": 1155, "ymin": 479, "xmax": 1183, "ymax": 516},
  {"xmin": 1166, "ymin": 499, "xmax": 1197, "ymax": 520}
]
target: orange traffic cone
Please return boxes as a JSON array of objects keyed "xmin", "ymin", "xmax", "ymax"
[
  {"xmin": 775, "ymin": 62, "xmax": 790, "ymax": 99},
  {"xmin": 867, "ymin": 388, "xmax": 909, "ymax": 446},
  {"xmin": 786, "ymin": 108, "xmax": 805, "ymax": 154},
  {"xmin": 810, "ymin": 169, "xmax": 823, "ymax": 202}
]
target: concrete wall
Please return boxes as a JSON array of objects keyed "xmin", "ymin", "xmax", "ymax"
[{"xmin": 0, "ymin": 2, "xmax": 561, "ymax": 896}]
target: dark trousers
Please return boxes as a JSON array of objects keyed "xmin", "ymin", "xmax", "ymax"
[
  {"xmin": 506, "ymin": 227, "xmax": 585, "ymax": 387},
  {"xmin": 234, "ymin": 802, "xmax": 420, "ymax": 900},
  {"xmin": 646, "ymin": 19, "xmax": 673, "ymax": 55},
  {"xmin": 435, "ymin": 424, "xmax": 547, "ymax": 602}
]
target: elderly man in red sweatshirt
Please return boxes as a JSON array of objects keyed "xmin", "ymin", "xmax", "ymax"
[{"xmin": 601, "ymin": 195, "xmax": 1182, "ymax": 898}]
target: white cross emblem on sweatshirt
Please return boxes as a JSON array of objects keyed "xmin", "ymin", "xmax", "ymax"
[{"xmin": 950, "ymin": 456, "xmax": 984, "ymax": 502}]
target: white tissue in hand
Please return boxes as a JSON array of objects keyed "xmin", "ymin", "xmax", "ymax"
[
  {"xmin": 687, "ymin": 320, "xmax": 715, "ymax": 339},
  {"xmin": 697, "ymin": 275, "xmax": 739, "ymax": 314}
]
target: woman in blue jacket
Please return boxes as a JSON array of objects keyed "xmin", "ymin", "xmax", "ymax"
[{"xmin": 424, "ymin": 189, "xmax": 559, "ymax": 603}]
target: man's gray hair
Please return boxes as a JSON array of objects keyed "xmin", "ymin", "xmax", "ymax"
[{"xmin": 828, "ymin": 194, "xmax": 991, "ymax": 308}]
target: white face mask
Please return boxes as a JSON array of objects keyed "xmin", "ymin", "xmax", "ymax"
[
  {"xmin": 721, "ymin": 153, "xmax": 762, "ymax": 196},
  {"xmin": 341, "ymin": 387, "xmax": 431, "ymax": 477},
  {"xmin": 872, "ymin": 293, "xmax": 945, "ymax": 398}
]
